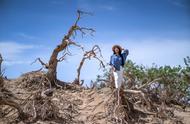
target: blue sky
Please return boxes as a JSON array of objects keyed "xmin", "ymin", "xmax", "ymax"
[{"xmin": 0, "ymin": 0, "xmax": 190, "ymax": 84}]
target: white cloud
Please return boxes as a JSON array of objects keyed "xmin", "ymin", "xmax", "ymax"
[
  {"xmin": 0, "ymin": 41, "xmax": 36, "ymax": 58},
  {"xmin": 97, "ymin": 39, "xmax": 190, "ymax": 67},
  {"xmin": 17, "ymin": 33, "xmax": 37, "ymax": 39},
  {"xmin": 69, "ymin": 39, "xmax": 189, "ymax": 85},
  {"xmin": 4, "ymin": 60, "xmax": 31, "ymax": 66},
  {"xmin": 129, "ymin": 40, "xmax": 190, "ymax": 66},
  {"xmin": 1, "ymin": 39, "xmax": 189, "ymax": 84},
  {"xmin": 0, "ymin": 41, "xmax": 47, "ymax": 65}
]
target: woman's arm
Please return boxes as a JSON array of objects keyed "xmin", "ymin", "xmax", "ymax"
[
  {"xmin": 122, "ymin": 48, "xmax": 129, "ymax": 55},
  {"xmin": 122, "ymin": 48, "xmax": 129, "ymax": 61}
]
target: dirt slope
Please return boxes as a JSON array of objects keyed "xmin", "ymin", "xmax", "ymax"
[{"xmin": 1, "ymin": 73, "xmax": 190, "ymax": 124}]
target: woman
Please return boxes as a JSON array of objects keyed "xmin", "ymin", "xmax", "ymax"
[{"xmin": 109, "ymin": 45, "xmax": 129, "ymax": 89}]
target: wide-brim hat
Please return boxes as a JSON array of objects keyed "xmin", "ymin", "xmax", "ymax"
[{"xmin": 112, "ymin": 45, "xmax": 122, "ymax": 52}]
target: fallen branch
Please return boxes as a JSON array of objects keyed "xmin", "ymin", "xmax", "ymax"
[
  {"xmin": 0, "ymin": 97, "xmax": 28, "ymax": 120},
  {"xmin": 137, "ymin": 78, "xmax": 162, "ymax": 90},
  {"xmin": 123, "ymin": 89, "xmax": 151, "ymax": 109}
]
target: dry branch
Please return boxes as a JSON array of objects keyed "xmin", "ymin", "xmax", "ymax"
[
  {"xmin": 0, "ymin": 74, "xmax": 28, "ymax": 121},
  {"xmin": 74, "ymin": 45, "xmax": 105, "ymax": 85},
  {"xmin": 31, "ymin": 58, "xmax": 49, "ymax": 69},
  {"xmin": 137, "ymin": 78, "xmax": 162, "ymax": 90},
  {"xmin": 0, "ymin": 98, "xmax": 27, "ymax": 120}
]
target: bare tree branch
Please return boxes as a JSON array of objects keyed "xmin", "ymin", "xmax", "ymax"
[
  {"xmin": 74, "ymin": 45, "xmax": 105, "ymax": 85},
  {"xmin": 136, "ymin": 78, "xmax": 162, "ymax": 90},
  {"xmin": 31, "ymin": 58, "xmax": 49, "ymax": 69},
  {"xmin": 57, "ymin": 53, "xmax": 70, "ymax": 62}
]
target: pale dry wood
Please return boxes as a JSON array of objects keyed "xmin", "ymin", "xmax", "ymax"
[{"xmin": 137, "ymin": 78, "xmax": 162, "ymax": 90}]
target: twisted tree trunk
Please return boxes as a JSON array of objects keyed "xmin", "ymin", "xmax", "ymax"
[
  {"xmin": 46, "ymin": 10, "xmax": 94, "ymax": 86},
  {"xmin": 75, "ymin": 57, "xmax": 86, "ymax": 85},
  {"xmin": 46, "ymin": 41, "xmax": 68, "ymax": 85}
]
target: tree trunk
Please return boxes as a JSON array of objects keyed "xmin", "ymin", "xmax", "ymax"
[
  {"xmin": 75, "ymin": 57, "xmax": 86, "ymax": 85},
  {"xmin": 46, "ymin": 41, "xmax": 68, "ymax": 86}
]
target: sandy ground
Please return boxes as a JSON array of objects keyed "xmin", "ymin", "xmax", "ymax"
[{"xmin": 1, "ymin": 75, "xmax": 190, "ymax": 124}]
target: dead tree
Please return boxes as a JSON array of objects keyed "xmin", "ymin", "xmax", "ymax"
[
  {"xmin": 35, "ymin": 10, "xmax": 95, "ymax": 86},
  {"xmin": 74, "ymin": 45, "xmax": 105, "ymax": 85}
]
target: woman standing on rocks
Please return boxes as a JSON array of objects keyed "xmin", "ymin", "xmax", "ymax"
[{"xmin": 109, "ymin": 45, "xmax": 129, "ymax": 104}]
